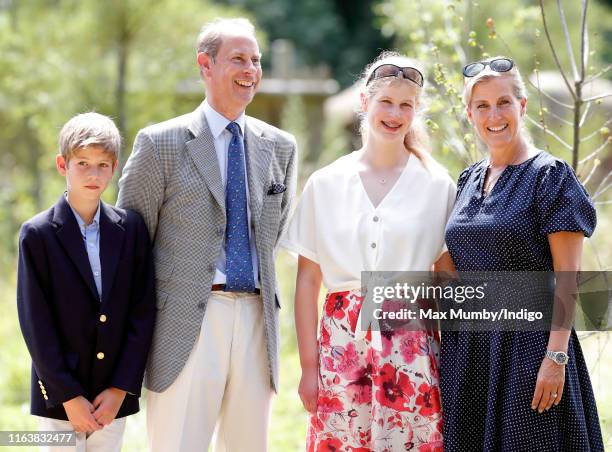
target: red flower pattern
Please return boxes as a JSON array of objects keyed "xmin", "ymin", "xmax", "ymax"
[
  {"xmin": 375, "ymin": 363, "xmax": 416, "ymax": 412},
  {"xmin": 415, "ymin": 382, "xmax": 442, "ymax": 417},
  {"xmin": 309, "ymin": 290, "xmax": 442, "ymax": 451},
  {"xmin": 325, "ymin": 293, "xmax": 350, "ymax": 320},
  {"xmin": 417, "ymin": 432, "xmax": 444, "ymax": 452},
  {"xmin": 346, "ymin": 370, "xmax": 373, "ymax": 405},
  {"xmin": 316, "ymin": 436, "xmax": 343, "ymax": 452},
  {"xmin": 347, "ymin": 295, "xmax": 363, "ymax": 333},
  {"xmin": 323, "ymin": 342, "xmax": 362, "ymax": 380},
  {"xmin": 399, "ymin": 331, "xmax": 429, "ymax": 364},
  {"xmin": 317, "ymin": 392, "xmax": 344, "ymax": 414}
]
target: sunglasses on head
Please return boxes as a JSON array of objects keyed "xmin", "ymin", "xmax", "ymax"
[
  {"xmin": 463, "ymin": 58, "xmax": 514, "ymax": 77},
  {"xmin": 366, "ymin": 64, "xmax": 424, "ymax": 87}
]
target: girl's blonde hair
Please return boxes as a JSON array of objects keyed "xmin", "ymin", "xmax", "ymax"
[{"xmin": 358, "ymin": 51, "xmax": 434, "ymax": 167}]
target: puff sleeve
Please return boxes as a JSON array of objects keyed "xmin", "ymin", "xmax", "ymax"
[
  {"xmin": 281, "ymin": 176, "xmax": 319, "ymax": 263},
  {"xmin": 536, "ymin": 159, "xmax": 596, "ymax": 237}
]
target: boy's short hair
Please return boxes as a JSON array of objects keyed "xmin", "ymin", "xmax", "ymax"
[{"xmin": 59, "ymin": 112, "xmax": 121, "ymax": 161}]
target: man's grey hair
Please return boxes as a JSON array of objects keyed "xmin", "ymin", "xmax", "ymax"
[
  {"xmin": 196, "ymin": 17, "xmax": 256, "ymax": 61},
  {"xmin": 59, "ymin": 112, "xmax": 121, "ymax": 161}
]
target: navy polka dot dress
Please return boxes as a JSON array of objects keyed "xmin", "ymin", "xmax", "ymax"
[{"xmin": 442, "ymin": 151, "xmax": 604, "ymax": 451}]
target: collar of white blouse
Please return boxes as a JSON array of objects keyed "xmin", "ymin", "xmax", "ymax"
[{"xmin": 355, "ymin": 151, "xmax": 414, "ymax": 210}]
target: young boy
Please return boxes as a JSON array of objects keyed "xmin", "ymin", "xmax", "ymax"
[{"xmin": 17, "ymin": 112, "xmax": 156, "ymax": 452}]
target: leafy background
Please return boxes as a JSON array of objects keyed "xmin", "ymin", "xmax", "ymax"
[{"xmin": 0, "ymin": 0, "xmax": 610, "ymax": 450}]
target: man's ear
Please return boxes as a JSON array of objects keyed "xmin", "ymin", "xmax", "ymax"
[
  {"xmin": 197, "ymin": 51, "xmax": 212, "ymax": 78},
  {"xmin": 111, "ymin": 159, "xmax": 119, "ymax": 175},
  {"xmin": 56, "ymin": 154, "xmax": 67, "ymax": 176}
]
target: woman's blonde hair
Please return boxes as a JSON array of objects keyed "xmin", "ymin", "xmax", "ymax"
[
  {"xmin": 358, "ymin": 51, "xmax": 434, "ymax": 167},
  {"xmin": 462, "ymin": 55, "xmax": 528, "ymax": 106}
]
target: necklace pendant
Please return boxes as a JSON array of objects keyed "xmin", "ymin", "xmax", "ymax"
[{"xmin": 379, "ymin": 178, "xmax": 387, "ymax": 185}]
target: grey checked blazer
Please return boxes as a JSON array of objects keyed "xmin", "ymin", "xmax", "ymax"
[{"xmin": 117, "ymin": 101, "xmax": 297, "ymax": 393}]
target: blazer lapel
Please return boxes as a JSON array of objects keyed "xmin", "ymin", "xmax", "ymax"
[
  {"xmin": 99, "ymin": 202, "xmax": 125, "ymax": 305},
  {"xmin": 244, "ymin": 118, "xmax": 274, "ymax": 228},
  {"xmin": 53, "ymin": 195, "xmax": 99, "ymax": 302},
  {"xmin": 186, "ymin": 104, "xmax": 225, "ymax": 210}
]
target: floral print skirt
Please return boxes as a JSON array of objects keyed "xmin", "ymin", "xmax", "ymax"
[{"xmin": 307, "ymin": 290, "xmax": 443, "ymax": 452}]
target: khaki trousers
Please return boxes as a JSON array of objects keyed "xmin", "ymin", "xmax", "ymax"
[{"xmin": 147, "ymin": 291, "xmax": 273, "ymax": 452}]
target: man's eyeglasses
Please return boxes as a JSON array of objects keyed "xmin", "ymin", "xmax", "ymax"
[
  {"xmin": 366, "ymin": 64, "xmax": 424, "ymax": 87},
  {"xmin": 463, "ymin": 58, "xmax": 514, "ymax": 77}
]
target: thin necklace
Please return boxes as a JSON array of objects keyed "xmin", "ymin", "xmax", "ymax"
[
  {"xmin": 483, "ymin": 150, "xmax": 527, "ymax": 196},
  {"xmin": 375, "ymin": 153, "xmax": 410, "ymax": 185},
  {"xmin": 483, "ymin": 170, "xmax": 503, "ymax": 195}
]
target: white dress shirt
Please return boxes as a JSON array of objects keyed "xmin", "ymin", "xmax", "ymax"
[
  {"xmin": 203, "ymin": 100, "xmax": 260, "ymax": 288},
  {"xmin": 283, "ymin": 150, "xmax": 456, "ymax": 292}
]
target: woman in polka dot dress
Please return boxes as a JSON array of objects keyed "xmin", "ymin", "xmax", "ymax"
[
  {"xmin": 283, "ymin": 52, "xmax": 456, "ymax": 451},
  {"xmin": 442, "ymin": 56, "xmax": 604, "ymax": 451}
]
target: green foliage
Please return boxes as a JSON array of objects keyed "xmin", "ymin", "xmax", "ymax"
[
  {"xmin": 280, "ymin": 95, "xmax": 311, "ymax": 170},
  {"xmin": 0, "ymin": 0, "xmax": 246, "ymax": 277},
  {"xmin": 278, "ymin": 92, "xmax": 351, "ymax": 185},
  {"xmin": 213, "ymin": 0, "xmax": 393, "ymax": 87},
  {"xmin": 315, "ymin": 117, "xmax": 352, "ymax": 171},
  {"xmin": 374, "ymin": 0, "xmax": 611, "ymax": 169},
  {"xmin": 0, "ymin": 278, "xmax": 30, "ymax": 407}
]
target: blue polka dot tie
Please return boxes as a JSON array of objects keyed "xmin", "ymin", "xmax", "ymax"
[{"xmin": 225, "ymin": 122, "xmax": 255, "ymax": 292}]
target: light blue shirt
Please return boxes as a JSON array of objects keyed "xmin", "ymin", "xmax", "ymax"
[
  {"xmin": 203, "ymin": 99, "xmax": 260, "ymax": 288},
  {"xmin": 70, "ymin": 203, "xmax": 102, "ymax": 300}
]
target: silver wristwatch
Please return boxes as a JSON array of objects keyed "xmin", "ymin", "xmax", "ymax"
[{"xmin": 545, "ymin": 350, "xmax": 569, "ymax": 365}]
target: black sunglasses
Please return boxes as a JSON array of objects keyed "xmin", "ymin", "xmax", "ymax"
[
  {"xmin": 463, "ymin": 58, "xmax": 514, "ymax": 77},
  {"xmin": 366, "ymin": 64, "xmax": 424, "ymax": 87}
]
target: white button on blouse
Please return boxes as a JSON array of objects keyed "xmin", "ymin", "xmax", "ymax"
[{"xmin": 283, "ymin": 150, "xmax": 456, "ymax": 292}]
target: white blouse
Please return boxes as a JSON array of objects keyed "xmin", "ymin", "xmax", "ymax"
[{"xmin": 283, "ymin": 150, "xmax": 456, "ymax": 292}]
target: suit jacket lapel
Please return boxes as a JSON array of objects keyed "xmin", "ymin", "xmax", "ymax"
[
  {"xmin": 245, "ymin": 118, "xmax": 274, "ymax": 228},
  {"xmin": 99, "ymin": 202, "xmax": 124, "ymax": 305},
  {"xmin": 186, "ymin": 103, "xmax": 225, "ymax": 210},
  {"xmin": 53, "ymin": 195, "xmax": 100, "ymax": 302}
]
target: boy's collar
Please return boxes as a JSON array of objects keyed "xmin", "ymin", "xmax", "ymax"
[
  {"xmin": 68, "ymin": 198, "xmax": 101, "ymax": 229},
  {"xmin": 99, "ymin": 201, "xmax": 122, "ymax": 227},
  {"xmin": 52, "ymin": 194, "xmax": 121, "ymax": 228},
  {"xmin": 51, "ymin": 194, "xmax": 125, "ymax": 304}
]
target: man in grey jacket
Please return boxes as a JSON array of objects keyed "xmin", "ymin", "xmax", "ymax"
[{"xmin": 117, "ymin": 17, "xmax": 297, "ymax": 452}]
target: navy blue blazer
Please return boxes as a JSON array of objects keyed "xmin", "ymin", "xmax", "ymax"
[{"xmin": 17, "ymin": 195, "xmax": 156, "ymax": 420}]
